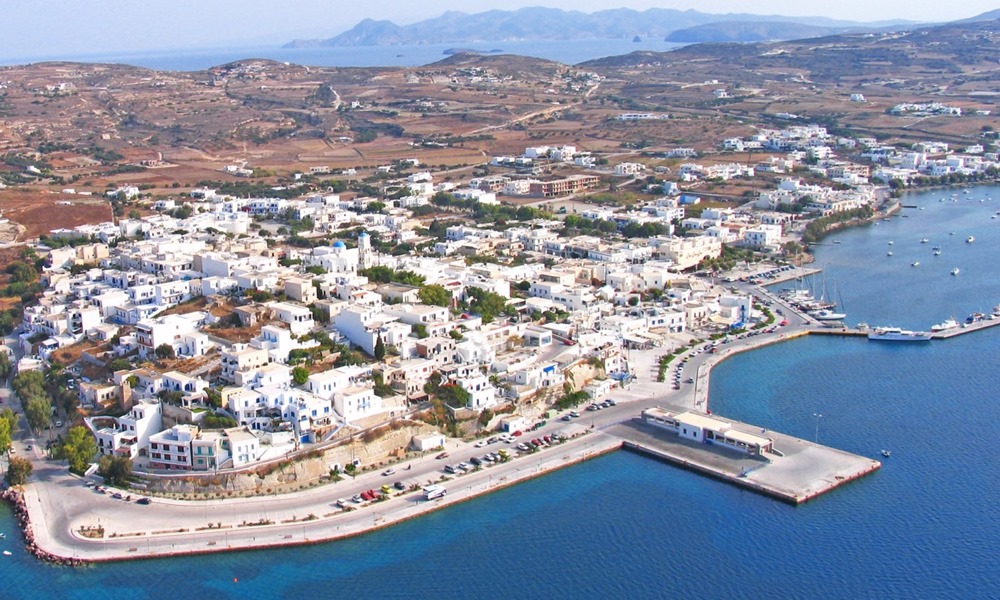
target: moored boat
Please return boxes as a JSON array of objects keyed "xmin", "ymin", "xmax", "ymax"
[
  {"xmin": 867, "ymin": 327, "xmax": 932, "ymax": 342},
  {"xmin": 811, "ymin": 309, "xmax": 847, "ymax": 321},
  {"xmin": 930, "ymin": 318, "xmax": 959, "ymax": 332},
  {"xmin": 951, "ymin": 268, "xmax": 960, "ymax": 276}
]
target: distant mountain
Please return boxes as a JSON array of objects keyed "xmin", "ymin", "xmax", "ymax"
[
  {"xmin": 664, "ymin": 21, "xmax": 872, "ymax": 43},
  {"xmin": 954, "ymin": 9, "xmax": 1000, "ymax": 22},
  {"xmin": 283, "ymin": 7, "xmax": 912, "ymax": 48}
]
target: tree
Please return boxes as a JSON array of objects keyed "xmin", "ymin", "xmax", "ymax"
[
  {"xmin": 97, "ymin": 455, "xmax": 133, "ymax": 487},
  {"xmin": 154, "ymin": 344, "xmax": 176, "ymax": 359},
  {"xmin": 5, "ymin": 456, "xmax": 33, "ymax": 486},
  {"xmin": 374, "ymin": 334, "xmax": 386, "ymax": 361},
  {"xmin": 24, "ymin": 395, "xmax": 51, "ymax": 433},
  {"xmin": 467, "ymin": 287, "xmax": 508, "ymax": 324},
  {"xmin": 418, "ymin": 284, "xmax": 450, "ymax": 307},
  {"xmin": 292, "ymin": 366, "xmax": 310, "ymax": 386},
  {"xmin": 60, "ymin": 425, "xmax": 98, "ymax": 474},
  {"xmin": 0, "ymin": 350, "xmax": 11, "ymax": 379},
  {"xmin": 108, "ymin": 358, "xmax": 131, "ymax": 373},
  {"xmin": 412, "ymin": 324, "xmax": 429, "ymax": 339},
  {"xmin": 0, "ymin": 418, "xmax": 11, "ymax": 457}
]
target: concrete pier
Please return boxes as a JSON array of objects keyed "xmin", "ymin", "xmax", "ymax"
[{"xmin": 608, "ymin": 418, "xmax": 880, "ymax": 505}]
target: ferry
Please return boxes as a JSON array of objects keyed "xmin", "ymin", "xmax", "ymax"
[
  {"xmin": 930, "ymin": 318, "xmax": 959, "ymax": 332},
  {"xmin": 867, "ymin": 327, "xmax": 932, "ymax": 342}
]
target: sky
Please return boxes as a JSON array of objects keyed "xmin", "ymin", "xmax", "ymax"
[{"xmin": 2, "ymin": 0, "xmax": 997, "ymax": 62}]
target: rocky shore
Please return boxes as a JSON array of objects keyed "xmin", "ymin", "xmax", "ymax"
[{"xmin": 2, "ymin": 487, "xmax": 88, "ymax": 567}]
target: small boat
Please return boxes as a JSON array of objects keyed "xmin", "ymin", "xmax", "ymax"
[
  {"xmin": 950, "ymin": 232, "xmax": 956, "ymax": 236},
  {"xmin": 934, "ymin": 250, "xmax": 942, "ymax": 256},
  {"xmin": 931, "ymin": 318, "xmax": 959, "ymax": 332},
  {"xmin": 911, "ymin": 261, "xmax": 920, "ymax": 267},
  {"xmin": 920, "ymin": 238, "xmax": 929, "ymax": 244},
  {"xmin": 951, "ymin": 268, "xmax": 960, "ymax": 276},
  {"xmin": 966, "ymin": 236, "xmax": 975, "ymax": 243},
  {"xmin": 2, "ymin": 550, "xmax": 10, "ymax": 556},
  {"xmin": 0, "ymin": 533, "xmax": 5, "ymax": 539},
  {"xmin": 888, "ymin": 240, "xmax": 894, "ymax": 245},
  {"xmin": 887, "ymin": 251, "xmax": 894, "ymax": 256},
  {"xmin": 832, "ymin": 240, "xmax": 841, "ymax": 244},
  {"xmin": 881, "ymin": 450, "xmax": 892, "ymax": 457}
]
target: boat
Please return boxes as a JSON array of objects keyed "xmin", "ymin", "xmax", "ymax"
[
  {"xmin": 931, "ymin": 318, "xmax": 959, "ymax": 332},
  {"xmin": 920, "ymin": 238, "xmax": 929, "ymax": 244},
  {"xmin": 811, "ymin": 309, "xmax": 847, "ymax": 321},
  {"xmin": 966, "ymin": 236, "xmax": 975, "ymax": 243},
  {"xmin": 934, "ymin": 250, "xmax": 942, "ymax": 256},
  {"xmin": 888, "ymin": 240, "xmax": 894, "ymax": 245},
  {"xmin": 911, "ymin": 261, "xmax": 920, "ymax": 267},
  {"xmin": 867, "ymin": 327, "xmax": 932, "ymax": 342},
  {"xmin": 887, "ymin": 251, "xmax": 894, "ymax": 256},
  {"xmin": 951, "ymin": 268, "xmax": 960, "ymax": 276},
  {"xmin": 832, "ymin": 240, "xmax": 842, "ymax": 244},
  {"xmin": 881, "ymin": 450, "xmax": 892, "ymax": 457},
  {"xmin": 950, "ymin": 232, "xmax": 956, "ymax": 236},
  {"xmin": 2, "ymin": 551, "xmax": 10, "ymax": 557}
]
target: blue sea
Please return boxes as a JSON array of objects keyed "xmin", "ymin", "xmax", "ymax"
[
  {"xmin": 2, "ymin": 187, "xmax": 999, "ymax": 598},
  {"xmin": 2, "ymin": 38, "xmax": 686, "ymax": 71}
]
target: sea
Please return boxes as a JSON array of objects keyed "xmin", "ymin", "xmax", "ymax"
[
  {"xmin": 3, "ymin": 183, "xmax": 1000, "ymax": 597},
  {"xmin": 1, "ymin": 38, "xmax": 686, "ymax": 71}
]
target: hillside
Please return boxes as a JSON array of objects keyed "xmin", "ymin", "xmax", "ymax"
[
  {"xmin": 664, "ymin": 21, "xmax": 870, "ymax": 43},
  {"xmin": 284, "ymin": 7, "xmax": 901, "ymax": 48}
]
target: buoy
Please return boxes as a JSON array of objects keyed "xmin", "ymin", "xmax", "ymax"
[{"xmin": 233, "ymin": 578, "xmax": 239, "ymax": 583}]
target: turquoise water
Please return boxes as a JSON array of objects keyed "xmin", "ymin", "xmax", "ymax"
[
  {"xmin": 2, "ymin": 38, "xmax": 686, "ymax": 71},
  {"xmin": 2, "ymin": 186, "xmax": 999, "ymax": 598}
]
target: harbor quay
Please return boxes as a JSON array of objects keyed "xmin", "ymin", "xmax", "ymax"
[
  {"xmin": 18, "ymin": 403, "xmax": 879, "ymax": 563},
  {"xmin": 610, "ymin": 412, "xmax": 880, "ymax": 505}
]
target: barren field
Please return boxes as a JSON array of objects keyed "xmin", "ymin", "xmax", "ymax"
[{"xmin": 0, "ymin": 191, "xmax": 113, "ymax": 242}]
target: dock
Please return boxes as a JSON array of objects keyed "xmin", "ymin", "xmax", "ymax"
[
  {"xmin": 607, "ymin": 416, "xmax": 880, "ymax": 505},
  {"xmin": 806, "ymin": 317, "xmax": 1000, "ymax": 340}
]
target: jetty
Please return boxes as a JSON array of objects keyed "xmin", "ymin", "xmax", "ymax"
[
  {"xmin": 808, "ymin": 317, "xmax": 1000, "ymax": 339},
  {"xmin": 609, "ymin": 411, "xmax": 879, "ymax": 505}
]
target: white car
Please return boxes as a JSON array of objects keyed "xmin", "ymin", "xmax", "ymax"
[{"xmin": 382, "ymin": 468, "xmax": 395, "ymax": 476}]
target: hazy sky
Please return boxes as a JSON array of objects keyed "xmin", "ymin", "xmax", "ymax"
[{"xmin": 2, "ymin": 0, "xmax": 997, "ymax": 61}]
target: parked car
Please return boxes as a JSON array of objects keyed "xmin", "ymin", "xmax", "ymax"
[
  {"xmin": 136, "ymin": 497, "xmax": 152, "ymax": 505},
  {"xmin": 394, "ymin": 481, "xmax": 406, "ymax": 491}
]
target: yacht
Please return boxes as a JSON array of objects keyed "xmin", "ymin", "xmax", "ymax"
[
  {"xmin": 867, "ymin": 327, "xmax": 932, "ymax": 342},
  {"xmin": 811, "ymin": 309, "xmax": 847, "ymax": 321},
  {"xmin": 931, "ymin": 318, "xmax": 959, "ymax": 332},
  {"xmin": 951, "ymin": 268, "xmax": 960, "ymax": 276}
]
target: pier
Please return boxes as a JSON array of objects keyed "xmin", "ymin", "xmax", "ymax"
[
  {"xmin": 608, "ymin": 414, "xmax": 880, "ymax": 505},
  {"xmin": 806, "ymin": 317, "xmax": 1000, "ymax": 339}
]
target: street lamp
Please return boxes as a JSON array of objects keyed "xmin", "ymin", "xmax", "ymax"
[{"xmin": 812, "ymin": 413, "xmax": 822, "ymax": 442}]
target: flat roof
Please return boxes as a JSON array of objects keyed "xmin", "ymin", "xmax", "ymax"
[{"xmin": 722, "ymin": 429, "xmax": 773, "ymax": 447}]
